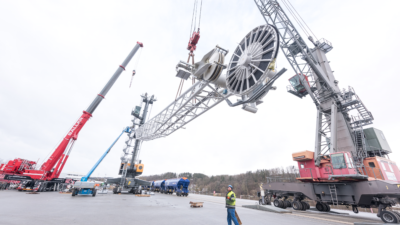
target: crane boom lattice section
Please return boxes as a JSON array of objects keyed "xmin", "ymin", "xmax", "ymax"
[
  {"xmin": 136, "ymin": 81, "xmax": 231, "ymax": 141},
  {"xmin": 254, "ymin": 0, "xmax": 321, "ymax": 105}
]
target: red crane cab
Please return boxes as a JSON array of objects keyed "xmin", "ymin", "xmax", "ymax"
[
  {"xmin": 293, "ymin": 150, "xmax": 400, "ymax": 183},
  {"xmin": 288, "ymin": 74, "xmax": 310, "ymax": 94},
  {"xmin": 292, "ymin": 151, "xmax": 369, "ymax": 182}
]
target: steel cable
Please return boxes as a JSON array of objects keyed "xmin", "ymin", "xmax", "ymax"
[
  {"xmin": 281, "ymin": 0, "xmax": 310, "ymax": 39},
  {"xmin": 286, "ymin": 0, "xmax": 318, "ymax": 40},
  {"xmin": 189, "ymin": 0, "xmax": 196, "ymax": 38},
  {"xmin": 198, "ymin": 0, "xmax": 202, "ymax": 29}
]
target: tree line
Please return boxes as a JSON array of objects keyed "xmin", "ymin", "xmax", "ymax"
[{"xmin": 139, "ymin": 166, "xmax": 299, "ymax": 197}]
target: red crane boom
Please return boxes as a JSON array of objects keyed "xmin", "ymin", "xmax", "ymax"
[{"xmin": 0, "ymin": 42, "xmax": 143, "ymax": 190}]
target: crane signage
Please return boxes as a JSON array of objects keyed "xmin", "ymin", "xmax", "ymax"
[{"xmin": 67, "ymin": 117, "xmax": 84, "ymax": 137}]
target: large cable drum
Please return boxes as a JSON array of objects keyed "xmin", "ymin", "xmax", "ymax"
[{"xmin": 227, "ymin": 24, "xmax": 279, "ymax": 95}]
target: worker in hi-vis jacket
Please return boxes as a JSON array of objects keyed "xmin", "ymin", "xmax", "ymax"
[{"xmin": 226, "ymin": 185, "xmax": 239, "ymax": 225}]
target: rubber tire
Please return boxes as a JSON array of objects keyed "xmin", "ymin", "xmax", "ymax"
[
  {"xmin": 381, "ymin": 211, "xmax": 400, "ymax": 223},
  {"xmin": 186, "ymin": 194, "xmax": 188, "ymax": 197},
  {"xmin": 292, "ymin": 201, "xmax": 302, "ymax": 210},
  {"xmin": 321, "ymin": 203, "xmax": 328, "ymax": 212},
  {"xmin": 92, "ymin": 189, "xmax": 97, "ymax": 197},
  {"xmin": 273, "ymin": 199, "xmax": 280, "ymax": 207},
  {"xmin": 278, "ymin": 200, "xmax": 286, "ymax": 209},
  {"xmin": 285, "ymin": 200, "xmax": 292, "ymax": 207},
  {"xmin": 325, "ymin": 204, "xmax": 331, "ymax": 212},
  {"xmin": 282, "ymin": 200, "xmax": 288, "ymax": 208},
  {"xmin": 301, "ymin": 202, "xmax": 308, "ymax": 211},
  {"xmin": 304, "ymin": 202, "xmax": 310, "ymax": 210},
  {"xmin": 72, "ymin": 189, "xmax": 76, "ymax": 196},
  {"xmin": 392, "ymin": 211, "xmax": 400, "ymax": 218},
  {"xmin": 316, "ymin": 202, "xmax": 324, "ymax": 211}
]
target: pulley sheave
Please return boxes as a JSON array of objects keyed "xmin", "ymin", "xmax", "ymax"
[
  {"xmin": 227, "ymin": 24, "xmax": 279, "ymax": 95},
  {"xmin": 203, "ymin": 51, "xmax": 224, "ymax": 81}
]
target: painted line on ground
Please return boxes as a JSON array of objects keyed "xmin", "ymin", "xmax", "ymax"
[{"xmin": 289, "ymin": 213, "xmax": 353, "ymax": 225}]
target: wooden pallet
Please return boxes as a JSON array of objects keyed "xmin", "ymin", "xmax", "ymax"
[
  {"xmin": 189, "ymin": 201, "xmax": 204, "ymax": 208},
  {"xmin": 135, "ymin": 194, "xmax": 150, "ymax": 197}
]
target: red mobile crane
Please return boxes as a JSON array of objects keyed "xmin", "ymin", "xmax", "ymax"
[{"xmin": 0, "ymin": 42, "xmax": 143, "ymax": 192}]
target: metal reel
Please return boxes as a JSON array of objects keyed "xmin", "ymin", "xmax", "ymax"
[
  {"xmin": 226, "ymin": 24, "xmax": 279, "ymax": 95},
  {"xmin": 203, "ymin": 51, "xmax": 224, "ymax": 82}
]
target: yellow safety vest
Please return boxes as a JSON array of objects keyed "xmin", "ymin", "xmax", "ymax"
[{"xmin": 226, "ymin": 191, "xmax": 236, "ymax": 208}]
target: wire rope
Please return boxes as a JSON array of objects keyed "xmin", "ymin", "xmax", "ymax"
[
  {"xmin": 193, "ymin": 0, "xmax": 197, "ymax": 32},
  {"xmin": 189, "ymin": 0, "xmax": 196, "ymax": 38},
  {"xmin": 129, "ymin": 48, "xmax": 143, "ymax": 88},
  {"xmin": 281, "ymin": 0, "xmax": 310, "ymax": 39},
  {"xmin": 198, "ymin": 0, "xmax": 202, "ymax": 29},
  {"xmin": 286, "ymin": 0, "xmax": 318, "ymax": 40}
]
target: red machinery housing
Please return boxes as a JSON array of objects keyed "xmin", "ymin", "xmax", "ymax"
[{"xmin": 293, "ymin": 150, "xmax": 400, "ymax": 183}]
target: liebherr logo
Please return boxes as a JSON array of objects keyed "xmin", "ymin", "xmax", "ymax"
[{"xmin": 68, "ymin": 118, "xmax": 83, "ymax": 136}]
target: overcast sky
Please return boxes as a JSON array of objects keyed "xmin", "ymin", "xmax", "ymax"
[{"xmin": 1, "ymin": 0, "xmax": 399, "ymax": 178}]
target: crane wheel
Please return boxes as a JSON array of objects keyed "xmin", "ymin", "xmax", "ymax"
[
  {"xmin": 301, "ymin": 202, "xmax": 308, "ymax": 211},
  {"xmin": 324, "ymin": 203, "xmax": 330, "ymax": 212},
  {"xmin": 278, "ymin": 200, "xmax": 285, "ymax": 208},
  {"xmin": 316, "ymin": 202, "xmax": 324, "ymax": 211},
  {"xmin": 304, "ymin": 202, "xmax": 310, "ymax": 210},
  {"xmin": 92, "ymin": 189, "xmax": 97, "ymax": 197},
  {"xmin": 273, "ymin": 199, "xmax": 280, "ymax": 207},
  {"xmin": 321, "ymin": 203, "xmax": 328, "ymax": 212},
  {"xmin": 292, "ymin": 201, "xmax": 302, "ymax": 210},
  {"xmin": 381, "ymin": 211, "xmax": 400, "ymax": 223}
]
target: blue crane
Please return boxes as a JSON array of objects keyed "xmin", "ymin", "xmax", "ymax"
[{"xmin": 72, "ymin": 126, "xmax": 131, "ymax": 196}]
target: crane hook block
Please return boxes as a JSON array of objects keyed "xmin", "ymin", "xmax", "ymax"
[{"xmin": 187, "ymin": 31, "xmax": 200, "ymax": 52}]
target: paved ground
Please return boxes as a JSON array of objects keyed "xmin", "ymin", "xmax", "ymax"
[{"xmin": 0, "ymin": 190, "xmax": 384, "ymax": 225}]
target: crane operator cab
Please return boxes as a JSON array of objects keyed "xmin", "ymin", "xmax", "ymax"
[
  {"xmin": 288, "ymin": 74, "xmax": 310, "ymax": 97},
  {"xmin": 118, "ymin": 162, "xmax": 144, "ymax": 176},
  {"xmin": 293, "ymin": 150, "xmax": 361, "ymax": 182}
]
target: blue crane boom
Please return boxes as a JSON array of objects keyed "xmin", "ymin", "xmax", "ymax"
[{"xmin": 81, "ymin": 126, "xmax": 131, "ymax": 182}]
